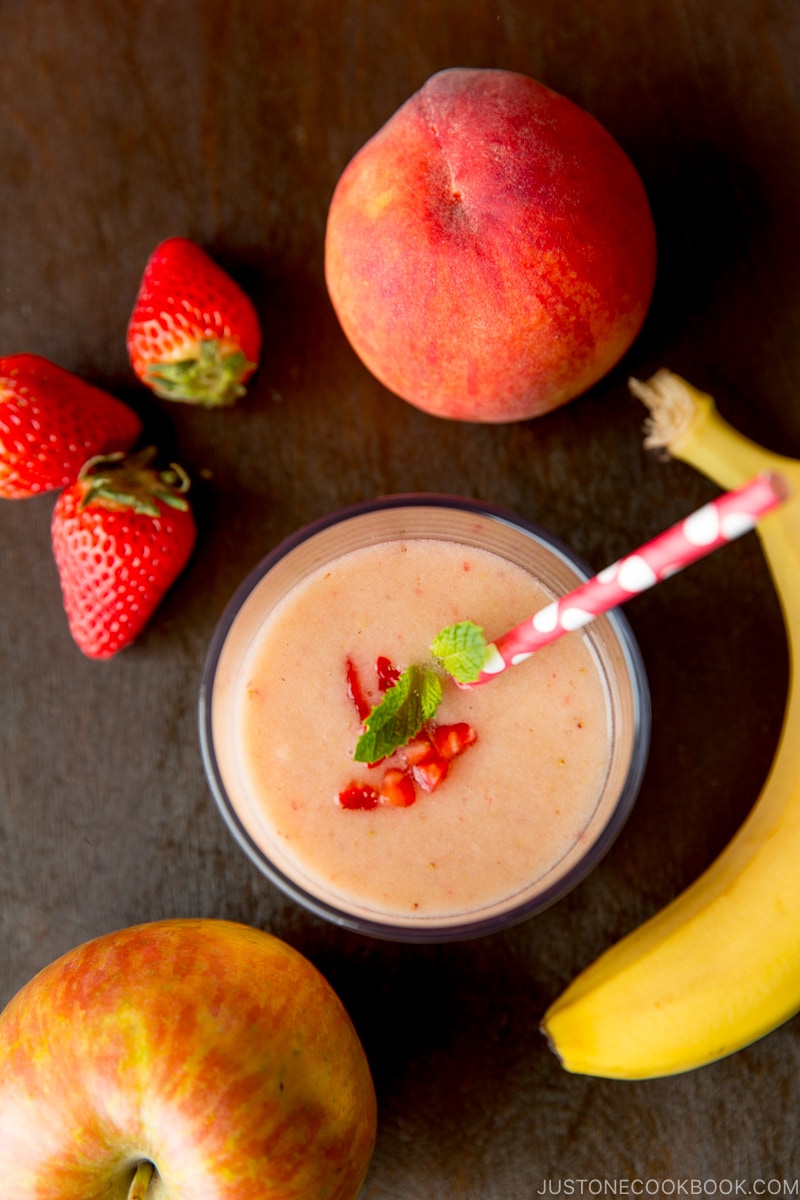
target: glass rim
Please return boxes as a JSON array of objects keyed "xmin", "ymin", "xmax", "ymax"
[{"xmin": 198, "ymin": 493, "xmax": 651, "ymax": 943}]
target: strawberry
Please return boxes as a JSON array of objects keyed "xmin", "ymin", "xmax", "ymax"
[
  {"xmin": 401, "ymin": 733, "xmax": 438, "ymax": 767},
  {"xmin": 337, "ymin": 769, "xmax": 416, "ymax": 810},
  {"xmin": 345, "ymin": 657, "xmax": 372, "ymax": 721},
  {"xmin": 337, "ymin": 783, "xmax": 379, "ymax": 811},
  {"xmin": 401, "ymin": 722, "xmax": 478, "ymax": 793},
  {"xmin": 378, "ymin": 768, "xmax": 416, "ymax": 807},
  {"xmin": 51, "ymin": 448, "xmax": 197, "ymax": 660},
  {"xmin": 430, "ymin": 722, "xmax": 478, "ymax": 761},
  {"xmin": 410, "ymin": 754, "xmax": 450, "ymax": 794},
  {"xmin": 376, "ymin": 655, "xmax": 401, "ymax": 691},
  {"xmin": 0, "ymin": 354, "xmax": 142, "ymax": 499},
  {"xmin": 345, "ymin": 655, "xmax": 403, "ymax": 721},
  {"xmin": 126, "ymin": 237, "xmax": 262, "ymax": 406}
]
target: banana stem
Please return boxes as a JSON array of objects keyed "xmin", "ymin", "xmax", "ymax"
[
  {"xmin": 630, "ymin": 370, "xmax": 797, "ymax": 490},
  {"xmin": 631, "ymin": 371, "xmax": 800, "ymax": 639}
]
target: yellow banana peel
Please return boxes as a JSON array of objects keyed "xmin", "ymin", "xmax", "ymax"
[{"xmin": 541, "ymin": 369, "xmax": 800, "ymax": 1079}]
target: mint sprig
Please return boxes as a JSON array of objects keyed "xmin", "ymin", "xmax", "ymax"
[
  {"xmin": 431, "ymin": 620, "xmax": 491, "ymax": 684},
  {"xmin": 353, "ymin": 665, "xmax": 442, "ymax": 764}
]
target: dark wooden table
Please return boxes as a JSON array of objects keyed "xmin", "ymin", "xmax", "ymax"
[{"xmin": 2, "ymin": 0, "xmax": 799, "ymax": 1190}]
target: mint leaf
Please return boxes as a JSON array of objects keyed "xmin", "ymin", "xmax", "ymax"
[
  {"xmin": 353, "ymin": 665, "xmax": 442, "ymax": 763},
  {"xmin": 431, "ymin": 620, "xmax": 490, "ymax": 684}
]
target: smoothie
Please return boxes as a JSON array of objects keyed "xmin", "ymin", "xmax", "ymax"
[{"xmin": 202, "ymin": 499, "xmax": 649, "ymax": 940}]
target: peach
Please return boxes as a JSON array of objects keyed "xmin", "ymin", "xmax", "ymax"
[{"xmin": 325, "ymin": 68, "xmax": 657, "ymax": 423}]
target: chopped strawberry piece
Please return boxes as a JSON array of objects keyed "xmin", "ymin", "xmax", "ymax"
[
  {"xmin": 412, "ymin": 755, "xmax": 450, "ymax": 793},
  {"xmin": 345, "ymin": 658, "xmax": 372, "ymax": 721},
  {"xmin": 430, "ymin": 722, "xmax": 478, "ymax": 761},
  {"xmin": 376, "ymin": 655, "xmax": 401, "ymax": 692},
  {"xmin": 401, "ymin": 733, "xmax": 436, "ymax": 766},
  {"xmin": 337, "ymin": 783, "xmax": 379, "ymax": 810},
  {"xmin": 379, "ymin": 768, "xmax": 416, "ymax": 807}
]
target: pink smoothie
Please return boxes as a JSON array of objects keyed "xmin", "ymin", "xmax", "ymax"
[{"xmin": 211, "ymin": 536, "xmax": 617, "ymax": 930}]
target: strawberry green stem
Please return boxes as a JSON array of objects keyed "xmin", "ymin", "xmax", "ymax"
[
  {"xmin": 146, "ymin": 339, "xmax": 255, "ymax": 407},
  {"xmin": 78, "ymin": 447, "xmax": 192, "ymax": 515},
  {"xmin": 128, "ymin": 1160, "xmax": 155, "ymax": 1200}
]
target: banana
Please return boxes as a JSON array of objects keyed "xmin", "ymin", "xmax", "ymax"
[{"xmin": 541, "ymin": 369, "xmax": 800, "ymax": 1079}]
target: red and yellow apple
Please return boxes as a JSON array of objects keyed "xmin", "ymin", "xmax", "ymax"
[
  {"xmin": 0, "ymin": 919, "xmax": 377, "ymax": 1199},
  {"xmin": 325, "ymin": 67, "xmax": 657, "ymax": 423}
]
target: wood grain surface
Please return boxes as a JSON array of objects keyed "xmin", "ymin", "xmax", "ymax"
[{"xmin": 1, "ymin": 0, "xmax": 799, "ymax": 1191}]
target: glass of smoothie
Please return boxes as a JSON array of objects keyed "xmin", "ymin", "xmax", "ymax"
[{"xmin": 199, "ymin": 495, "xmax": 650, "ymax": 942}]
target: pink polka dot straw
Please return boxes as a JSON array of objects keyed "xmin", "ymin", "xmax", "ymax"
[{"xmin": 473, "ymin": 472, "xmax": 788, "ymax": 685}]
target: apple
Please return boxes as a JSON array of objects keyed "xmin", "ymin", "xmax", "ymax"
[
  {"xmin": 0, "ymin": 919, "xmax": 377, "ymax": 1199},
  {"xmin": 325, "ymin": 67, "xmax": 657, "ymax": 423}
]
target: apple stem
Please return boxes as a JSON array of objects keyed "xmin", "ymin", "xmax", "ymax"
[{"xmin": 128, "ymin": 1160, "xmax": 155, "ymax": 1200}]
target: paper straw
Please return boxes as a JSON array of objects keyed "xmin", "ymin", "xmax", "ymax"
[{"xmin": 471, "ymin": 472, "xmax": 788, "ymax": 686}]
